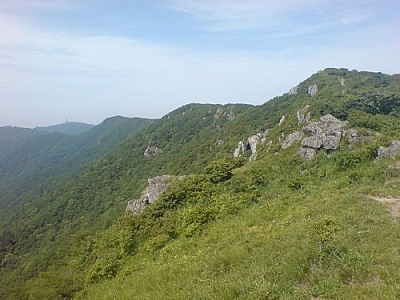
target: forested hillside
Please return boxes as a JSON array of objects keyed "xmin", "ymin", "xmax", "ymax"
[
  {"xmin": 1, "ymin": 68, "xmax": 399, "ymax": 299},
  {"xmin": 0, "ymin": 127, "xmax": 45, "ymax": 160}
]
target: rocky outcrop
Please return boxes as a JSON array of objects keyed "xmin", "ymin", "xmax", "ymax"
[
  {"xmin": 297, "ymin": 105, "xmax": 311, "ymax": 124},
  {"xmin": 278, "ymin": 115, "xmax": 286, "ymax": 126},
  {"xmin": 214, "ymin": 107, "xmax": 235, "ymax": 122},
  {"xmin": 144, "ymin": 145, "xmax": 162, "ymax": 158},
  {"xmin": 299, "ymin": 147, "xmax": 317, "ymax": 160},
  {"xmin": 233, "ymin": 140, "xmax": 247, "ymax": 158},
  {"xmin": 248, "ymin": 135, "xmax": 260, "ymax": 161},
  {"xmin": 339, "ymin": 78, "xmax": 345, "ymax": 86},
  {"xmin": 126, "ymin": 175, "xmax": 183, "ymax": 215},
  {"xmin": 281, "ymin": 131, "xmax": 304, "ymax": 149},
  {"xmin": 347, "ymin": 129, "xmax": 359, "ymax": 144},
  {"xmin": 233, "ymin": 131, "xmax": 270, "ymax": 161},
  {"xmin": 377, "ymin": 141, "xmax": 400, "ymax": 159},
  {"xmin": 298, "ymin": 114, "xmax": 346, "ymax": 159},
  {"xmin": 308, "ymin": 84, "xmax": 318, "ymax": 96},
  {"xmin": 288, "ymin": 86, "xmax": 299, "ymax": 95},
  {"xmin": 301, "ymin": 135, "xmax": 323, "ymax": 149}
]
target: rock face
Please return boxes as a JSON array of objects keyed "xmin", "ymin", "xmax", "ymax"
[
  {"xmin": 233, "ymin": 140, "xmax": 247, "ymax": 158},
  {"xmin": 126, "ymin": 175, "xmax": 183, "ymax": 215},
  {"xmin": 144, "ymin": 145, "xmax": 162, "ymax": 158},
  {"xmin": 248, "ymin": 135, "xmax": 261, "ymax": 161},
  {"xmin": 214, "ymin": 107, "xmax": 235, "ymax": 122},
  {"xmin": 308, "ymin": 84, "xmax": 318, "ymax": 96},
  {"xmin": 301, "ymin": 135, "xmax": 323, "ymax": 149},
  {"xmin": 233, "ymin": 131, "xmax": 270, "ymax": 161},
  {"xmin": 297, "ymin": 105, "xmax": 311, "ymax": 124},
  {"xmin": 281, "ymin": 131, "xmax": 304, "ymax": 149},
  {"xmin": 278, "ymin": 115, "xmax": 286, "ymax": 126},
  {"xmin": 288, "ymin": 86, "xmax": 299, "ymax": 95},
  {"xmin": 377, "ymin": 141, "xmax": 400, "ymax": 159}
]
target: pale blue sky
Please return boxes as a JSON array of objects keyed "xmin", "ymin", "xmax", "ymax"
[{"xmin": 1, "ymin": 0, "xmax": 399, "ymax": 127}]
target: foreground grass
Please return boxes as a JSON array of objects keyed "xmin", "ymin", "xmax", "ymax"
[{"xmin": 76, "ymin": 154, "xmax": 400, "ymax": 299}]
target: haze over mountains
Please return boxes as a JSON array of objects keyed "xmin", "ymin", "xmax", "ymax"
[
  {"xmin": 0, "ymin": 68, "xmax": 399, "ymax": 299},
  {"xmin": 35, "ymin": 122, "xmax": 95, "ymax": 136}
]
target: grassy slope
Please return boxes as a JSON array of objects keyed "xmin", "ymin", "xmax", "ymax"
[
  {"xmin": 78, "ymin": 148, "xmax": 400, "ymax": 299},
  {"xmin": 2, "ymin": 69, "xmax": 400, "ymax": 299},
  {"xmin": 75, "ymin": 69, "xmax": 400, "ymax": 299}
]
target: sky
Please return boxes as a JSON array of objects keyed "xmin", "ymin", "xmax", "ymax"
[{"xmin": 0, "ymin": 0, "xmax": 399, "ymax": 128}]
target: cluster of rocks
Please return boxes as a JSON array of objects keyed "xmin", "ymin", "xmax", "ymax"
[
  {"xmin": 233, "ymin": 131, "xmax": 270, "ymax": 161},
  {"xmin": 287, "ymin": 84, "xmax": 319, "ymax": 97},
  {"xmin": 126, "ymin": 175, "xmax": 183, "ymax": 215},
  {"xmin": 282, "ymin": 106, "xmax": 347, "ymax": 160}
]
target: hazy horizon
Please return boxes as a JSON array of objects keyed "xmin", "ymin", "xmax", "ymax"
[{"xmin": 1, "ymin": 0, "xmax": 399, "ymax": 128}]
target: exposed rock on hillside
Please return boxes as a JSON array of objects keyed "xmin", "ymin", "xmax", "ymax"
[
  {"xmin": 233, "ymin": 131, "xmax": 270, "ymax": 161},
  {"xmin": 308, "ymin": 84, "xmax": 318, "ymax": 96},
  {"xmin": 278, "ymin": 115, "xmax": 286, "ymax": 126},
  {"xmin": 298, "ymin": 114, "xmax": 346, "ymax": 159},
  {"xmin": 299, "ymin": 147, "xmax": 317, "ymax": 160},
  {"xmin": 377, "ymin": 141, "xmax": 400, "ymax": 159},
  {"xmin": 126, "ymin": 175, "xmax": 183, "ymax": 215},
  {"xmin": 282, "ymin": 131, "xmax": 304, "ymax": 149},
  {"xmin": 233, "ymin": 141, "xmax": 247, "ymax": 158},
  {"xmin": 144, "ymin": 145, "xmax": 162, "ymax": 158},
  {"xmin": 288, "ymin": 86, "xmax": 299, "ymax": 95},
  {"xmin": 282, "ymin": 106, "xmax": 347, "ymax": 160},
  {"xmin": 297, "ymin": 105, "xmax": 311, "ymax": 124},
  {"xmin": 214, "ymin": 106, "xmax": 235, "ymax": 122}
]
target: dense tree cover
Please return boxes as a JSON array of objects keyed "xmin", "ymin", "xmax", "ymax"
[
  {"xmin": 0, "ymin": 127, "xmax": 45, "ymax": 160},
  {"xmin": 0, "ymin": 116, "xmax": 154, "ymax": 212},
  {"xmin": 0, "ymin": 69, "xmax": 400, "ymax": 299}
]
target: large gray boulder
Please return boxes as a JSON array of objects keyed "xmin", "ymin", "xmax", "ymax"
[
  {"xmin": 322, "ymin": 135, "xmax": 342, "ymax": 150},
  {"xmin": 303, "ymin": 122, "xmax": 321, "ymax": 134},
  {"xmin": 299, "ymin": 148, "xmax": 317, "ymax": 160},
  {"xmin": 281, "ymin": 131, "xmax": 304, "ymax": 149},
  {"xmin": 301, "ymin": 135, "xmax": 323, "ymax": 149},
  {"xmin": 377, "ymin": 141, "xmax": 400, "ymax": 159}
]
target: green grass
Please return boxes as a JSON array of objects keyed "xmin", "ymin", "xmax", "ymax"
[{"xmin": 75, "ymin": 152, "xmax": 400, "ymax": 300}]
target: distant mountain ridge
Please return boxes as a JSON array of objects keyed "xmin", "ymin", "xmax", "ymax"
[
  {"xmin": 0, "ymin": 116, "xmax": 154, "ymax": 212},
  {"xmin": 35, "ymin": 121, "xmax": 94, "ymax": 135},
  {"xmin": 0, "ymin": 126, "xmax": 45, "ymax": 160}
]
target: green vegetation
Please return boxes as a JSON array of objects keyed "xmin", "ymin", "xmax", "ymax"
[{"xmin": 1, "ymin": 69, "xmax": 400, "ymax": 299}]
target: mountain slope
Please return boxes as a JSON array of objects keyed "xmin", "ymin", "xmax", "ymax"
[
  {"xmin": 1, "ymin": 68, "xmax": 399, "ymax": 299},
  {"xmin": 0, "ymin": 127, "xmax": 45, "ymax": 160},
  {"xmin": 35, "ymin": 122, "xmax": 94, "ymax": 136},
  {"xmin": 0, "ymin": 116, "xmax": 154, "ymax": 214}
]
